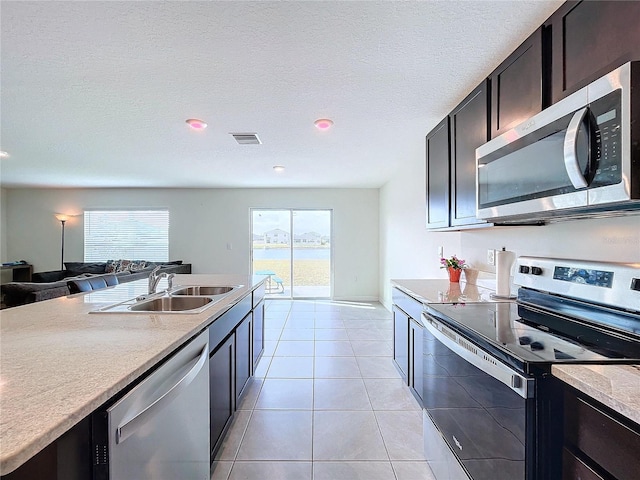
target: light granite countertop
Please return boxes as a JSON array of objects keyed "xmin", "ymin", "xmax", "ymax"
[
  {"xmin": 391, "ymin": 278, "xmax": 496, "ymax": 304},
  {"xmin": 0, "ymin": 274, "xmax": 265, "ymax": 475},
  {"xmin": 552, "ymin": 364, "xmax": 640, "ymax": 426}
]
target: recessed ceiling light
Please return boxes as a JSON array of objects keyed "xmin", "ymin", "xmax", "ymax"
[
  {"xmin": 185, "ymin": 118, "xmax": 207, "ymax": 130},
  {"xmin": 0, "ymin": 151, "xmax": 9, "ymax": 158},
  {"xmin": 273, "ymin": 165, "xmax": 285, "ymax": 172},
  {"xmin": 314, "ymin": 118, "xmax": 334, "ymax": 130}
]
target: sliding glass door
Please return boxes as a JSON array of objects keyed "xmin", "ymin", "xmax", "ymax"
[{"xmin": 251, "ymin": 209, "xmax": 332, "ymax": 299}]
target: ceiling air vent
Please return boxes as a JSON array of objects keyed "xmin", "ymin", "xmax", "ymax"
[{"xmin": 230, "ymin": 133, "xmax": 261, "ymax": 145}]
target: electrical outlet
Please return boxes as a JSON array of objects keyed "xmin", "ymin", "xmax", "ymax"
[
  {"xmin": 487, "ymin": 249, "xmax": 496, "ymax": 266},
  {"xmin": 438, "ymin": 246, "xmax": 444, "ymax": 258}
]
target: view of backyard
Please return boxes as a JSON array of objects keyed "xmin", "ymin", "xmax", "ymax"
[{"xmin": 251, "ymin": 210, "xmax": 331, "ymax": 298}]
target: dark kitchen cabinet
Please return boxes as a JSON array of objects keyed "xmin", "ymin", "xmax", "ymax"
[
  {"xmin": 393, "ymin": 305, "xmax": 409, "ymax": 382},
  {"xmin": 235, "ymin": 313, "xmax": 252, "ymax": 403},
  {"xmin": 207, "ymin": 286, "xmax": 265, "ymax": 460},
  {"xmin": 449, "ymin": 80, "xmax": 489, "ymax": 227},
  {"xmin": 489, "ymin": 27, "xmax": 545, "ymax": 138},
  {"xmin": 546, "ymin": 1, "xmax": 640, "ymax": 103},
  {"xmin": 426, "ymin": 82, "xmax": 489, "ymax": 230},
  {"xmin": 253, "ymin": 300, "xmax": 264, "ymax": 368},
  {"xmin": 252, "ymin": 284, "xmax": 265, "ymax": 368},
  {"xmin": 562, "ymin": 386, "xmax": 640, "ymax": 480},
  {"xmin": 408, "ymin": 316, "xmax": 424, "ymax": 404},
  {"xmin": 209, "ymin": 335, "xmax": 234, "ymax": 456},
  {"xmin": 392, "ymin": 287, "xmax": 425, "ymax": 405},
  {"xmin": 425, "ymin": 117, "xmax": 450, "ymax": 229}
]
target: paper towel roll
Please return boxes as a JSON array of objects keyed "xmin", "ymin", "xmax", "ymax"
[{"xmin": 495, "ymin": 248, "xmax": 514, "ymax": 297}]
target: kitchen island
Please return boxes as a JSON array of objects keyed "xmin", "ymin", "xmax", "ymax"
[{"xmin": 0, "ymin": 274, "xmax": 266, "ymax": 477}]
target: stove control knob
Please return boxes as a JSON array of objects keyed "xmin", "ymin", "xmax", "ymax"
[
  {"xmin": 519, "ymin": 265, "xmax": 530, "ymax": 274},
  {"xmin": 530, "ymin": 341, "xmax": 544, "ymax": 350},
  {"xmin": 511, "ymin": 375, "xmax": 522, "ymax": 389},
  {"xmin": 531, "ymin": 267, "xmax": 543, "ymax": 276},
  {"xmin": 631, "ymin": 278, "xmax": 640, "ymax": 292}
]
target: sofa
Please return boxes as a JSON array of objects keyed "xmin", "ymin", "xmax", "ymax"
[{"xmin": 1, "ymin": 260, "xmax": 191, "ymax": 308}]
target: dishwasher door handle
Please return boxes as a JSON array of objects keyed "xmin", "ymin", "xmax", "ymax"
[{"xmin": 116, "ymin": 343, "xmax": 209, "ymax": 444}]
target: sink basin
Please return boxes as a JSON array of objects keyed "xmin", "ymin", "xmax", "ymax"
[
  {"xmin": 171, "ymin": 285, "xmax": 238, "ymax": 296},
  {"xmin": 129, "ymin": 296, "xmax": 213, "ymax": 312}
]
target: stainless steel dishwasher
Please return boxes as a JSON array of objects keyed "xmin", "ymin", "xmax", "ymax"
[{"xmin": 93, "ymin": 330, "xmax": 209, "ymax": 480}]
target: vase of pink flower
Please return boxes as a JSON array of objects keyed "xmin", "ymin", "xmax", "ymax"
[{"xmin": 440, "ymin": 255, "xmax": 466, "ymax": 283}]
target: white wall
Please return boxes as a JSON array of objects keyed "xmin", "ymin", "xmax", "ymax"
[
  {"xmin": 380, "ymin": 150, "xmax": 640, "ymax": 308},
  {"xmin": 4, "ymin": 188, "xmax": 379, "ymax": 300},
  {"xmin": 379, "ymin": 155, "xmax": 461, "ymax": 307}
]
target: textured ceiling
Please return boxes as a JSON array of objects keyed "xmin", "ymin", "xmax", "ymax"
[{"xmin": 0, "ymin": 1, "xmax": 564, "ymax": 189}]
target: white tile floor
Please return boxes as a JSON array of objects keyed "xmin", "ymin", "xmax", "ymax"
[{"xmin": 211, "ymin": 300, "xmax": 436, "ymax": 480}]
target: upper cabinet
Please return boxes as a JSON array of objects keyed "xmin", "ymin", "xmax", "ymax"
[
  {"xmin": 426, "ymin": 82, "xmax": 489, "ymax": 230},
  {"xmin": 424, "ymin": 0, "xmax": 640, "ymax": 231},
  {"xmin": 546, "ymin": 1, "xmax": 640, "ymax": 103},
  {"xmin": 425, "ymin": 117, "xmax": 450, "ymax": 229},
  {"xmin": 489, "ymin": 27, "xmax": 545, "ymax": 139},
  {"xmin": 450, "ymin": 81, "xmax": 489, "ymax": 227}
]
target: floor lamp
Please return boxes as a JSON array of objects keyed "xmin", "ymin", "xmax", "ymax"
[{"xmin": 55, "ymin": 214, "xmax": 68, "ymax": 270}]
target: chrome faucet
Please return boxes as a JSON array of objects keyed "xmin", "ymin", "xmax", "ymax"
[{"xmin": 148, "ymin": 266, "xmax": 168, "ymax": 295}]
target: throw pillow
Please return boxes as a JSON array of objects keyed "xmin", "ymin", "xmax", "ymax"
[{"xmin": 105, "ymin": 260, "xmax": 121, "ymax": 273}]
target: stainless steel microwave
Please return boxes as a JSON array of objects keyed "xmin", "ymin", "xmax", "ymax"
[{"xmin": 476, "ymin": 62, "xmax": 639, "ymax": 223}]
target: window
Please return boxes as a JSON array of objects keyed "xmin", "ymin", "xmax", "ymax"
[{"xmin": 84, "ymin": 210, "xmax": 169, "ymax": 262}]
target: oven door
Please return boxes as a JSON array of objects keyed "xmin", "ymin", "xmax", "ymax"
[{"xmin": 422, "ymin": 313, "xmax": 534, "ymax": 480}]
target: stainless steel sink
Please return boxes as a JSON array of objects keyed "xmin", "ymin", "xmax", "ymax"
[
  {"xmin": 90, "ymin": 284, "xmax": 243, "ymax": 314},
  {"xmin": 171, "ymin": 285, "xmax": 239, "ymax": 296},
  {"xmin": 129, "ymin": 296, "xmax": 213, "ymax": 312}
]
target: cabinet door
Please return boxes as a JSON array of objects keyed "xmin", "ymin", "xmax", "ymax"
[
  {"xmin": 209, "ymin": 335, "xmax": 234, "ymax": 457},
  {"xmin": 547, "ymin": 1, "xmax": 640, "ymax": 103},
  {"xmin": 409, "ymin": 317, "xmax": 424, "ymax": 405},
  {"xmin": 235, "ymin": 313, "xmax": 252, "ymax": 403},
  {"xmin": 393, "ymin": 306, "xmax": 409, "ymax": 381},
  {"xmin": 489, "ymin": 27, "xmax": 544, "ymax": 138},
  {"xmin": 253, "ymin": 300, "xmax": 265, "ymax": 368},
  {"xmin": 449, "ymin": 80, "xmax": 489, "ymax": 227},
  {"xmin": 564, "ymin": 389, "xmax": 640, "ymax": 480},
  {"xmin": 426, "ymin": 117, "xmax": 450, "ymax": 229}
]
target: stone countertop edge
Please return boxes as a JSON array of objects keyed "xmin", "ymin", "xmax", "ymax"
[
  {"xmin": 552, "ymin": 364, "xmax": 640, "ymax": 426},
  {"xmin": 0, "ymin": 274, "xmax": 266, "ymax": 475},
  {"xmin": 391, "ymin": 278, "xmax": 497, "ymax": 304}
]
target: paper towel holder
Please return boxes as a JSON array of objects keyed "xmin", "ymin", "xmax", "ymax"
[{"xmin": 491, "ymin": 247, "xmax": 517, "ymax": 300}]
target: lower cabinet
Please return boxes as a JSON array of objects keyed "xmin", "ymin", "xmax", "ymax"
[
  {"xmin": 408, "ymin": 317, "xmax": 424, "ymax": 404},
  {"xmin": 207, "ymin": 287, "xmax": 265, "ymax": 460},
  {"xmin": 392, "ymin": 287, "xmax": 425, "ymax": 405},
  {"xmin": 209, "ymin": 335, "xmax": 234, "ymax": 458},
  {"xmin": 253, "ymin": 300, "xmax": 265, "ymax": 368},
  {"xmin": 393, "ymin": 306, "xmax": 409, "ymax": 381},
  {"xmin": 235, "ymin": 313, "xmax": 252, "ymax": 403},
  {"xmin": 562, "ymin": 386, "xmax": 640, "ymax": 480}
]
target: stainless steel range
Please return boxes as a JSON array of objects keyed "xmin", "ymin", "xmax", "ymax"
[{"xmin": 421, "ymin": 256, "xmax": 640, "ymax": 480}]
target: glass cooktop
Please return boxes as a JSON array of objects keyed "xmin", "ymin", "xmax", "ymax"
[{"xmin": 425, "ymin": 302, "xmax": 618, "ymax": 366}]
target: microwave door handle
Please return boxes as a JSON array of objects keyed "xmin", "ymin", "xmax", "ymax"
[{"xmin": 563, "ymin": 107, "xmax": 589, "ymax": 189}]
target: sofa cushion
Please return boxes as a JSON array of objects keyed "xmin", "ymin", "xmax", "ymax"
[
  {"xmin": 2, "ymin": 281, "xmax": 70, "ymax": 307},
  {"xmin": 64, "ymin": 262, "xmax": 107, "ymax": 275}
]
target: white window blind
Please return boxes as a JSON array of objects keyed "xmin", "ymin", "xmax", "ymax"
[{"xmin": 84, "ymin": 210, "xmax": 169, "ymax": 262}]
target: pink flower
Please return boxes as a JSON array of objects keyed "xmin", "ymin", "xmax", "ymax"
[{"xmin": 440, "ymin": 255, "xmax": 467, "ymax": 270}]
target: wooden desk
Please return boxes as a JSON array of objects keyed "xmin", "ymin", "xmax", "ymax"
[{"xmin": 1, "ymin": 264, "xmax": 33, "ymax": 282}]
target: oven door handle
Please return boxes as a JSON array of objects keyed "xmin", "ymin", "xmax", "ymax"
[{"xmin": 422, "ymin": 313, "xmax": 533, "ymax": 399}]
